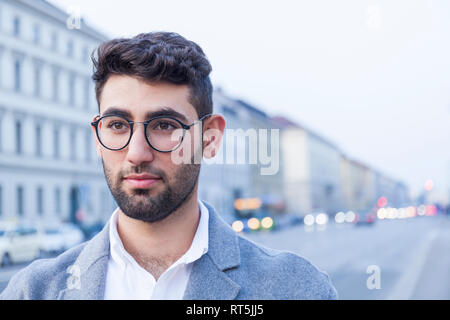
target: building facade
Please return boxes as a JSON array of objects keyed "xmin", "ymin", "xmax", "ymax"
[
  {"xmin": 277, "ymin": 116, "xmax": 343, "ymax": 216},
  {"xmin": 0, "ymin": 0, "xmax": 116, "ymax": 226},
  {"xmin": 198, "ymin": 89, "xmax": 285, "ymax": 221}
]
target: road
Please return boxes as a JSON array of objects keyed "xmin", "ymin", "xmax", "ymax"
[
  {"xmin": 245, "ymin": 214, "xmax": 450, "ymax": 299},
  {"xmin": 1, "ymin": 214, "xmax": 449, "ymax": 299}
]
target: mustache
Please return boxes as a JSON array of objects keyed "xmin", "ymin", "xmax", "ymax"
[{"xmin": 119, "ymin": 165, "xmax": 167, "ymax": 181}]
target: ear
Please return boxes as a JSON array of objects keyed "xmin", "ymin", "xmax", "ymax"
[
  {"xmin": 91, "ymin": 115, "xmax": 103, "ymax": 159},
  {"xmin": 202, "ymin": 114, "xmax": 226, "ymax": 159}
]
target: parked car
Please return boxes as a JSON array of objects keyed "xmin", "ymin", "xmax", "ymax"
[
  {"xmin": 38, "ymin": 226, "xmax": 66, "ymax": 256},
  {"xmin": 0, "ymin": 222, "xmax": 41, "ymax": 267},
  {"xmin": 59, "ymin": 223, "xmax": 85, "ymax": 250},
  {"xmin": 38, "ymin": 223, "xmax": 85, "ymax": 256}
]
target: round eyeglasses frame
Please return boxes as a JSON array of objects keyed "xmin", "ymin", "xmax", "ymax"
[{"xmin": 91, "ymin": 113, "xmax": 212, "ymax": 153}]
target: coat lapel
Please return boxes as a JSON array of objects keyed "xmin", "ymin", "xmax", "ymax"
[
  {"xmin": 183, "ymin": 201, "xmax": 241, "ymax": 300},
  {"xmin": 57, "ymin": 201, "xmax": 241, "ymax": 300},
  {"xmin": 57, "ymin": 222, "xmax": 111, "ymax": 300}
]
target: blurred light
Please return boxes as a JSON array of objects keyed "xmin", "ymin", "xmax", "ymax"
[
  {"xmin": 366, "ymin": 212, "xmax": 375, "ymax": 223},
  {"xmin": 345, "ymin": 211, "xmax": 356, "ymax": 223},
  {"xmin": 304, "ymin": 214, "xmax": 315, "ymax": 226},
  {"xmin": 261, "ymin": 217, "xmax": 274, "ymax": 229},
  {"xmin": 247, "ymin": 217, "xmax": 260, "ymax": 230},
  {"xmin": 424, "ymin": 179, "xmax": 434, "ymax": 192},
  {"xmin": 335, "ymin": 212, "xmax": 346, "ymax": 224},
  {"xmin": 432, "ymin": 205, "xmax": 437, "ymax": 215},
  {"xmin": 234, "ymin": 199, "xmax": 244, "ymax": 211},
  {"xmin": 386, "ymin": 207, "xmax": 398, "ymax": 219},
  {"xmin": 417, "ymin": 205, "xmax": 426, "ymax": 216},
  {"xmin": 425, "ymin": 205, "xmax": 437, "ymax": 216},
  {"xmin": 231, "ymin": 220, "xmax": 244, "ymax": 233},
  {"xmin": 316, "ymin": 213, "xmax": 329, "ymax": 225},
  {"xmin": 398, "ymin": 208, "xmax": 407, "ymax": 219},
  {"xmin": 407, "ymin": 206, "xmax": 416, "ymax": 218},
  {"xmin": 234, "ymin": 198, "xmax": 262, "ymax": 211},
  {"xmin": 377, "ymin": 208, "xmax": 387, "ymax": 219},
  {"xmin": 377, "ymin": 196, "xmax": 388, "ymax": 208}
]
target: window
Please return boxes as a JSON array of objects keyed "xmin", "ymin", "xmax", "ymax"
[
  {"xmin": 51, "ymin": 32, "xmax": 58, "ymax": 51},
  {"xmin": 34, "ymin": 65, "xmax": 41, "ymax": 97},
  {"xmin": 0, "ymin": 185, "xmax": 3, "ymax": 217},
  {"xmin": 67, "ymin": 39, "xmax": 74, "ymax": 57},
  {"xmin": 13, "ymin": 16, "xmax": 20, "ymax": 37},
  {"xmin": 53, "ymin": 127, "xmax": 60, "ymax": 159},
  {"xmin": 0, "ymin": 118, "xmax": 2, "ymax": 152},
  {"xmin": 68, "ymin": 73, "xmax": 76, "ymax": 106},
  {"xmin": 33, "ymin": 23, "xmax": 40, "ymax": 44},
  {"xmin": 52, "ymin": 68, "xmax": 59, "ymax": 102},
  {"xmin": 55, "ymin": 187, "xmax": 61, "ymax": 215},
  {"xmin": 14, "ymin": 59, "xmax": 21, "ymax": 92},
  {"xmin": 82, "ymin": 46, "xmax": 89, "ymax": 62},
  {"xmin": 70, "ymin": 129, "xmax": 76, "ymax": 161},
  {"xmin": 85, "ymin": 129, "xmax": 92, "ymax": 162},
  {"xmin": 17, "ymin": 185, "xmax": 24, "ymax": 216},
  {"xmin": 37, "ymin": 187, "xmax": 43, "ymax": 216},
  {"xmin": 15, "ymin": 120, "xmax": 22, "ymax": 154},
  {"xmin": 84, "ymin": 78, "xmax": 90, "ymax": 110},
  {"xmin": 35, "ymin": 124, "xmax": 42, "ymax": 157}
]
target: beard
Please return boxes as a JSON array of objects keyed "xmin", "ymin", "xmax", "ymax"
[{"xmin": 102, "ymin": 158, "xmax": 201, "ymax": 223}]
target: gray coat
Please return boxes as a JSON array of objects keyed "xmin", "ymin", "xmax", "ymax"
[{"xmin": 0, "ymin": 201, "xmax": 338, "ymax": 300}]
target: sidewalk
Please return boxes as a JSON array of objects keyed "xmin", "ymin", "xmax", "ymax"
[{"xmin": 410, "ymin": 217, "xmax": 450, "ymax": 299}]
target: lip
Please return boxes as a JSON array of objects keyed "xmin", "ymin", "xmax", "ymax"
[{"xmin": 123, "ymin": 174, "xmax": 161, "ymax": 189}]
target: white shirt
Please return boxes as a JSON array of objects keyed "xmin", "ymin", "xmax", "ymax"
[{"xmin": 103, "ymin": 200, "xmax": 209, "ymax": 300}]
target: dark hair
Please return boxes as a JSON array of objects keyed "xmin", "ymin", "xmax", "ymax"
[{"xmin": 91, "ymin": 31, "xmax": 213, "ymax": 118}]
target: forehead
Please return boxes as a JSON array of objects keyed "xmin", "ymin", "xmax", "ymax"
[{"xmin": 99, "ymin": 75, "xmax": 197, "ymax": 121}]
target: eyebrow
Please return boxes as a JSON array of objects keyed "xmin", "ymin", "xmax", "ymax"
[{"xmin": 101, "ymin": 106, "xmax": 190, "ymax": 123}]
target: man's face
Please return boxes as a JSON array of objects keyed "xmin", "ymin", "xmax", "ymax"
[{"xmin": 94, "ymin": 75, "xmax": 202, "ymax": 223}]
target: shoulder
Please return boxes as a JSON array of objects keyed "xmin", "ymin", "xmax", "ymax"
[
  {"xmin": 232, "ymin": 234, "xmax": 338, "ymax": 300},
  {"xmin": 0, "ymin": 242, "xmax": 87, "ymax": 300}
]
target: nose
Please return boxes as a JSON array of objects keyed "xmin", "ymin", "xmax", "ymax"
[{"xmin": 125, "ymin": 123, "xmax": 155, "ymax": 166}]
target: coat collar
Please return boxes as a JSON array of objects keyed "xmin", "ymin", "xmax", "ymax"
[
  {"xmin": 57, "ymin": 222, "xmax": 111, "ymax": 300},
  {"xmin": 58, "ymin": 200, "xmax": 241, "ymax": 300},
  {"xmin": 183, "ymin": 201, "xmax": 241, "ymax": 299}
]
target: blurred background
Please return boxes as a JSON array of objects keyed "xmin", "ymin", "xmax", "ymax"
[{"xmin": 0, "ymin": 0, "xmax": 449, "ymax": 299}]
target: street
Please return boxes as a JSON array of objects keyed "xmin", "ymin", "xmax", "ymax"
[
  {"xmin": 1, "ymin": 215, "xmax": 449, "ymax": 299},
  {"xmin": 245, "ymin": 214, "xmax": 450, "ymax": 299}
]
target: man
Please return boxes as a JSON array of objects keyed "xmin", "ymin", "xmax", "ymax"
[{"xmin": 0, "ymin": 32, "xmax": 337, "ymax": 300}]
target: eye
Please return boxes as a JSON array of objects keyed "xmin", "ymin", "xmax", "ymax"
[
  {"xmin": 157, "ymin": 122, "xmax": 174, "ymax": 130},
  {"xmin": 103, "ymin": 118, "xmax": 130, "ymax": 132},
  {"xmin": 151, "ymin": 119, "xmax": 179, "ymax": 131},
  {"xmin": 109, "ymin": 121, "xmax": 127, "ymax": 130}
]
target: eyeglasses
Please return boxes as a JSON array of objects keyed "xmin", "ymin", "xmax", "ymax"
[{"xmin": 91, "ymin": 114, "xmax": 212, "ymax": 152}]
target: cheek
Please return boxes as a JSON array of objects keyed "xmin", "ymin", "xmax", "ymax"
[
  {"xmin": 102, "ymin": 152, "xmax": 126, "ymax": 178},
  {"xmin": 160, "ymin": 154, "xmax": 181, "ymax": 182}
]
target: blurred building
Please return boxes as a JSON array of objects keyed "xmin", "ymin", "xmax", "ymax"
[
  {"xmin": 233, "ymin": 99, "xmax": 284, "ymax": 211},
  {"xmin": 198, "ymin": 88, "xmax": 252, "ymax": 222},
  {"xmin": 274, "ymin": 116, "xmax": 342, "ymax": 216},
  {"xmin": 0, "ymin": 0, "xmax": 115, "ymax": 225},
  {"xmin": 340, "ymin": 155, "xmax": 377, "ymax": 212},
  {"xmin": 199, "ymin": 88, "xmax": 284, "ymax": 221},
  {"xmin": 374, "ymin": 171, "xmax": 410, "ymax": 208}
]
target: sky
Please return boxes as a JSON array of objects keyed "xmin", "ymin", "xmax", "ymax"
[{"xmin": 49, "ymin": 0, "xmax": 450, "ymax": 201}]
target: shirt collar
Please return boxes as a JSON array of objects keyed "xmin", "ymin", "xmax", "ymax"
[{"xmin": 108, "ymin": 199, "xmax": 209, "ymax": 270}]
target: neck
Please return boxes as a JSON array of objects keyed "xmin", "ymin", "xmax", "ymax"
[{"xmin": 116, "ymin": 187, "xmax": 200, "ymax": 279}]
